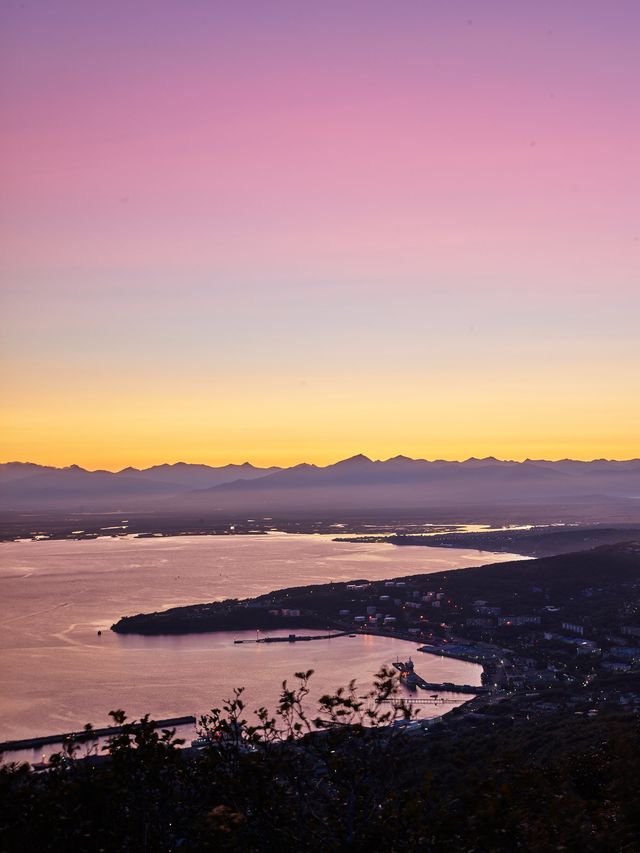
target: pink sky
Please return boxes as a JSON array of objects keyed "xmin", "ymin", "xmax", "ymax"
[{"xmin": 1, "ymin": 1, "xmax": 639, "ymax": 466}]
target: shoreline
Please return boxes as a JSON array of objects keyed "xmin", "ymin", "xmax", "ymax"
[
  {"xmin": 0, "ymin": 632, "xmax": 482, "ymax": 756},
  {"xmin": 5, "ymin": 523, "xmax": 638, "ymax": 565}
]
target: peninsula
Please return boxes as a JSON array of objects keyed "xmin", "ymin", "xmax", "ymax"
[{"xmin": 112, "ymin": 541, "xmax": 640, "ymax": 723}]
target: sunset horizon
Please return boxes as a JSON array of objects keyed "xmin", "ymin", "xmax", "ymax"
[{"xmin": 3, "ymin": 449, "xmax": 640, "ymax": 474}]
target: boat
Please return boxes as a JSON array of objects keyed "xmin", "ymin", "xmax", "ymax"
[
  {"xmin": 31, "ymin": 754, "xmax": 52, "ymax": 772},
  {"xmin": 191, "ymin": 735, "xmax": 216, "ymax": 749},
  {"xmin": 392, "ymin": 658, "xmax": 418, "ymax": 691},
  {"xmin": 191, "ymin": 727, "xmax": 255, "ymax": 753}
]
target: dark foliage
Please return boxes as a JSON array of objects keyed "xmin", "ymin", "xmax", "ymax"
[{"xmin": 1, "ymin": 673, "xmax": 639, "ymax": 852}]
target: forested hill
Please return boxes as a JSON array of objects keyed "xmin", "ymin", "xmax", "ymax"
[{"xmin": 112, "ymin": 541, "xmax": 640, "ymax": 636}]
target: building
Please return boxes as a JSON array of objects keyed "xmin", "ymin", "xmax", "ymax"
[
  {"xmin": 609, "ymin": 646, "xmax": 640, "ymax": 660},
  {"xmin": 561, "ymin": 622, "xmax": 585, "ymax": 635},
  {"xmin": 601, "ymin": 661, "xmax": 631, "ymax": 672},
  {"xmin": 498, "ymin": 615, "xmax": 541, "ymax": 626}
]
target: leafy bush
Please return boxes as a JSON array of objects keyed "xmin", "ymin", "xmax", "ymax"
[{"xmin": 1, "ymin": 671, "xmax": 640, "ymax": 852}]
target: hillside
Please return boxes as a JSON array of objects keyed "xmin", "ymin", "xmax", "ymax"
[
  {"xmin": 111, "ymin": 541, "xmax": 640, "ymax": 636},
  {"xmin": 2, "ymin": 690, "xmax": 639, "ymax": 851}
]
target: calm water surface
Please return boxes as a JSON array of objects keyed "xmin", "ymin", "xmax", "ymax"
[{"xmin": 0, "ymin": 533, "xmax": 525, "ymax": 749}]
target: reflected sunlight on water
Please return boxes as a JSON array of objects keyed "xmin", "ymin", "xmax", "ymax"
[{"xmin": 0, "ymin": 533, "xmax": 525, "ymax": 745}]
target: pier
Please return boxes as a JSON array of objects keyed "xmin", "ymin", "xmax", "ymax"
[
  {"xmin": 378, "ymin": 697, "xmax": 460, "ymax": 705},
  {"xmin": 393, "ymin": 659, "xmax": 488, "ymax": 694},
  {"xmin": 0, "ymin": 715, "xmax": 196, "ymax": 753},
  {"xmin": 414, "ymin": 681, "xmax": 488, "ymax": 694},
  {"xmin": 234, "ymin": 631, "xmax": 348, "ymax": 644}
]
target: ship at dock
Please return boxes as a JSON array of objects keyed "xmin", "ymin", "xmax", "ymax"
[
  {"xmin": 393, "ymin": 658, "xmax": 421, "ymax": 691},
  {"xmin": 393, "ymin": 658, "xmax": 486, "ymax": 696}
]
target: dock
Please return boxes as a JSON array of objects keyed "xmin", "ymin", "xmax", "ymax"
[
  {"xmin": 393, "ymin": 659, "xmax": 488, "ymax": 694},
  {"xmin": 0, "ymin": 715, "xmax": 196, "ymax": 753},
  {"xmin": 234, "ymin": 632, "xmax": 348, "ymax": 644},
  {"xmin": 377, "ymin": 697, "xmax": 460, "ymax": 705},
  {"xmin": 414, "ymin": 682, "xmax": 488, "ymax": 694}
]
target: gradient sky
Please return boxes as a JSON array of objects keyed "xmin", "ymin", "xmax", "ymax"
[{"xmin": 1, "ymin": 1, "xmax": 639, "ymax": 469}]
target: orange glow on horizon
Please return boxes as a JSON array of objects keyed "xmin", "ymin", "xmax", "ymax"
[
  {"xmin": 3, "ymin": 397, "xmax": 638, "ymax": 471},
  {"xmin": 3, "ymin": 352, "xmax": 639, "ymax": 470}
]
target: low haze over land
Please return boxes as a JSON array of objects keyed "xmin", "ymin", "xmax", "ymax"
[{"xmin": 2, "ymin": 456, "xmax": 639, "ymax": 521}]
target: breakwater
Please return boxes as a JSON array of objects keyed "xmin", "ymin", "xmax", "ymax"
[
  {"xmin": 234, "ymin": 632, "xmax": 348, "ymax": 644},
  {"xmin": 0, "ymin": 715, "xmax": 196, "ymax": 753}
]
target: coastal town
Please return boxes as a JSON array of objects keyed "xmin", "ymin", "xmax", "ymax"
[{"xmin": 113, "ymin": 540, "xmax": 640, "ymax": 728}]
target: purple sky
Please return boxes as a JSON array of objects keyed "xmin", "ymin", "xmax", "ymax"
[{"xmin": 2, "ymin": 1, "xmax": 639, "ymax": 467}]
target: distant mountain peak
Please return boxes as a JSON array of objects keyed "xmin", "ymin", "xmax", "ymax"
[{"xmin": 334, "ymin": 454, "xmax": 373, "ymax": 466}]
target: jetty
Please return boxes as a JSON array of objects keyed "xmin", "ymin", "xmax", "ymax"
[
  {"xmin": 393, "ymin": 659, "xmax": 489, "ymax": 694},
  {"xmin": 414, "ymin": 681, "xmax": 489, "ymax": 695},
  {"xmin": 0, "ymin": 715, "xmax": 196, "ymax": 753},
  {"xmin": 377, "ymin": 697, "xmax": 461, "ymax": 705},
  {"xmin": 234, "ymin": 631, "xmax": 348, "ymax": 644}
]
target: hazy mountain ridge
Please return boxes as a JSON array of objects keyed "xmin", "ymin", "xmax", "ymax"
[
  {"xmin": 0, "ymin": 461, "xmax": 281, "ymax": 509},
  {"xmin": 116, "ymin": 461, "xmax": 281, "ymax": 488},
  {"xmin": 1, "ymin": 455, "xmax": 638, "ymax": 513},
  {"xmin": 189, "ymin": 454, "xmax": 640, "ymax": 493}
]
